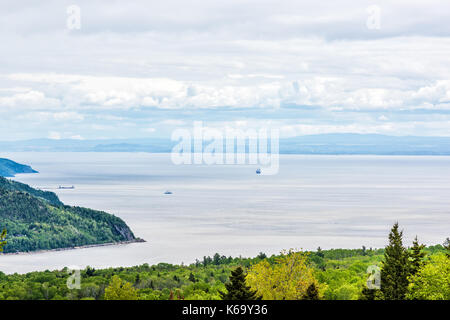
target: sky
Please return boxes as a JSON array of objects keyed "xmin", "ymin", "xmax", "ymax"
[{"xmin": 1, "ymin": 0, "xmax": 450, "ymax": 140}]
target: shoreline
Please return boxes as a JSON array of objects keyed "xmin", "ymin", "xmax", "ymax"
[{"xmin": 0, "ymin": 238, "xmax": 146, "ymax": 256}]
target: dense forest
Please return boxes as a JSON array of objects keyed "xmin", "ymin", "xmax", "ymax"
[
  {"xmin": 0, "ymin": 177, "xmax": 61, "ymax": 206},
  {"xmin": 0, "ymin": 158, "xmax": 37, "ymax": 177},
  {"xmin": 0, "ymin": 224, "xmax": 448, "ymax": 300},
  {"xmin": 0, "ymin": 177, "xmax": 138, "ymax": 253}
]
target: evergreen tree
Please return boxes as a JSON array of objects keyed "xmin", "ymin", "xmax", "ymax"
[
  {"xmin": 302, "ymin": 283, "xmax": 320, "ymax": 300},
  {"xmin": 220, "ymin": 267, "xmax": 261, "ymax": 300},
  {"xmin": 360, "ymin": 285, "xmax": 384, "ymax": 300},
  {"xmin": 188, "ymin": 272, "xmax": 196, "ymax": 282},
  {"xmin": 0, "ymin": 229, "xmax": 6, "ymax": 252},
  {"xmin": 316, "ymin": 247, "xmax": 324, "ymax": 258},
  {"xmin": 135, "ymin": 274, "xmax": 141, "ymax": 285},
  {"xmin": 257, "ymin": 252, "xmax": 267, "ymax": 259},
  {"xmin": 85, "ymin": 266, "xmax": 96, "ymax": 277},
  {"xmin": 444, "ymin": 238, "xmax": 450, "ymax": 258},
  {"xmin": 213, "ymin": 253, "xmax": 221, "ymax": 265},
  {"xmin": 380, "ymin": 223, "xmax": 411, "ymax": 300},
  {"xmin": 410, "ymin": 236, "xmax": 426, "ymax": 276},
  {"xmin": 360, "ymin": 286, "xmax": 376, "ymax": 300}
]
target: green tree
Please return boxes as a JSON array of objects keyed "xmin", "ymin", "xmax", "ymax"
[
  {"xmin": 444, "ymin": 238, "xmax": 450, "ymax": 258},
  {"xmin": 220, "ymin": 267, "xmax": 261, "ymax": 300},
  {"xmin": 409, "ymin": 236, "xmax": 426, "ymax": 276},
  {"xmin": 188, "ymin": 272, "xmax": 196, "ymax": 282},
  {"xmin": 360, "ymin": 286, "xmax": 375, "ymax": 300},
  {"xmin": 85, "ymin": 266, "xmax": 96, "ymax": 277},
  {"xmin": 104, "ymin": 275, "xmax": 138, "ymax": 300},
  {"xmin": 406, "ymin": 253, "xmax": 450, "ymax": 300},
  {"xmin": 380, "ymin": 223, "xmax": 410, "ymax": 300},
  {"xmin": 0, "ymin": 229, "xmax": 6, "ymax": 252},
  {"xmin": 246, "ymin": 250, "xmax": 322, "ymax": 300},
  {"xmin": 302, "ymin": 283, "xmax": 320, "ymax": 300},
  {"xmin": 257, "ymin": 252, "xmax": 267, "ymax": 259},
  {"xmin": 135, "ymin": 274, "xmax": 141, "ymax": 285},
  {"xmin": 213, "ymin": 253, "xmax": 221, "ymax": 265},
  {"xmin": 316, "ymin": 247, "xmax": 324, "ymax": 258}
]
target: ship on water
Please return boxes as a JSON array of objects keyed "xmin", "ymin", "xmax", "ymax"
[
  {"xmin": 256, "ymin": 168, "xmax": 261, "ymax": 174},
  {"xmin": 58, "ymin": 185, "xmax": 75, "ymax": 189}
]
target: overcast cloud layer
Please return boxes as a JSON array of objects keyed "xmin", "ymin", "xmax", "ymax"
[{"xmin": 1, "ymin": 0, "xmax": 450, "ymax": 140}]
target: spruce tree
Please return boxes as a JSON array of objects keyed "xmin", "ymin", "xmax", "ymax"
[
  {"xmin": 302, "ymin": 283, "xmax": 320, "ymax": 300},
  {"xmin": 360, "ymin": 286, "xmax": 376, "ymax": 300},
  {"xmin": 360, "ymin": 286, "xmax": 384, "ymax": 300},
  {"xmin": 409, "ymin": 236, "xmax": 426, "ymax": 276},
  {"xmin": 220, "ymin": 267, "xmax": 261, "ymax": 300},
  {"xmin": 316, "ymin": 247, "xmax": 324, "ymax": 258},
  {"xmin": 0, "ymin": 229, "xmax": 6, "ymax": 252},
  {"xmin": 135, "ymin": 274, "xmax": 141, "ymax": 285},
  {"xmin": 444, "ymin": 238, "xmax": 450, "ymax": 258},
  {"xmin": 380, "ymin": 222, "xmax": 411, "ymax": 300}
]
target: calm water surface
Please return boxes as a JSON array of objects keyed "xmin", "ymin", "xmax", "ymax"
[{"xmin": 1, "ymin": 152, "xmax": 449, "ymax": 274}]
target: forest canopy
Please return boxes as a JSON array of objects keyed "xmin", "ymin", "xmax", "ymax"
[
  {"xmin": 0, "ymin": 177, "xmax": 137, "ymax": 253},
  {"xmin": 0, "ymin": 230, "xmax": 447, "ymax": 300}
]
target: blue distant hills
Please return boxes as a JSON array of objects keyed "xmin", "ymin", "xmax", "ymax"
[
  {"xmin": 0, "ymin": 158, "xmax": 38, "ymax": 177},
  {"xmin": 2, "ymin": 133, "xmax": 450, "ymax": 155},
  {"xmin": 280, "ymin": 134, "xmax": 450, "ymax": 155}
]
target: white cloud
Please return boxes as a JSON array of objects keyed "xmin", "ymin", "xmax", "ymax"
[
  {"xmin": 6, "ymin": 73, "xmax": 450, "ymax": 113},
  {"xmin": 0, "ymin": 90, "xmax": 60, "ymax": 110},
  {"xmin": 1, "ymin": 1, "xmax": 450, "ymax": 138},
  {"xmin": 48, "ymin": 131, "xmax": 61, "ymax": 140}
]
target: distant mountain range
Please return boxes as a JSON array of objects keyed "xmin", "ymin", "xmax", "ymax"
[
  {"xmin": 280, "ymin": 134, "xmax": 450, "ymax": 155},
  {"xmin": 0, "ymin": 158, "xmax": 38, "ymax": 177},
  {"xmin": 2, "ymin": 134, "xmax": 450, "ymax": 155}
]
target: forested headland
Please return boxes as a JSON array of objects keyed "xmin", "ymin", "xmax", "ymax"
[
  {"xmin": 0, "ymin": 158, "xmax": 37, "ymax": 178},
  {"xmin": 0, "ymin": 176, "xmax": 139, "ymax": 253}
]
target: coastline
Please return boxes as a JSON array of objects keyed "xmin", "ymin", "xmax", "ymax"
[{"xmin": 0, "ymin": 238, "xmax": 146, "ymax": 256}]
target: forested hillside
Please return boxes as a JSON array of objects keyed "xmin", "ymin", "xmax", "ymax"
[
  {"xmin": 0, "ymin": 177, "xmax": 61, "ymax": 206},
  {"xmin": 0, "ymin": 158, "xmax": 37, "ymax": 177},
  {"xmin": 0, "ymin": 177, "xmax": 138, "ymax": 253}
]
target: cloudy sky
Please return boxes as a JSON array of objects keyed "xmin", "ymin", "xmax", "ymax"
[{"xmin": 1, "ymin": 0, "xmax": 450, "ymax": 140}]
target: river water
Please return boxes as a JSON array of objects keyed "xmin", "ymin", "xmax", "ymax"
[{"xmin": 0, "ymin": 152, "xmax": 449, "ymax": 274}]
